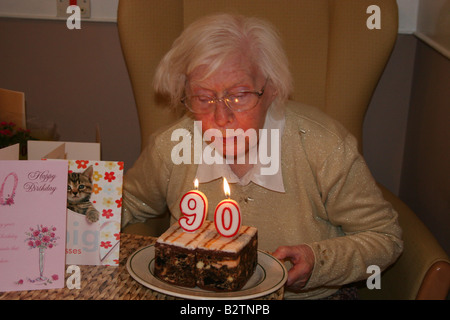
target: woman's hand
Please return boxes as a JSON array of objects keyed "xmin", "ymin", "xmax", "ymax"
[{"xmin": 272, "ymin": 244, "xmax": 315, "ymax": 291}]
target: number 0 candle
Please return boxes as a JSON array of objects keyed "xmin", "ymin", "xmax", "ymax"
[
  {"xmin": 214, "ymin": 177, "xmax": 241, "ymax": 237},
  {"xmin": 179, "ymin": 179, "xmax": 208, "ymax": 232}
]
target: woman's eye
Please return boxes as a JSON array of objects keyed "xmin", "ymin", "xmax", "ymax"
[
  {"xmin": 230, "ymin": 92, "xmax": 246, "ymax": 98},
  {"xmin": 229, "ymin": 93, "xmax": 249, "ymax": 103},
  {"xmin": 197, "ymin": 96, "xmax": 213, "ymax": 103}
]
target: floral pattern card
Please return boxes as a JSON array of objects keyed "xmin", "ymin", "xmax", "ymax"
[
  {"xmin": 65, "ymin": 160, "xmax": 123, "ymax": 266},
  {"xmin": 0, "ymin": 160, "xmax": 68, "ymax": 292}
]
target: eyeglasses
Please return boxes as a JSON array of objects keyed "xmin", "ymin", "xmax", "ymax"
[{"xmin": 181, "ymin": 79, "xmax": 268, "ymax": 114}]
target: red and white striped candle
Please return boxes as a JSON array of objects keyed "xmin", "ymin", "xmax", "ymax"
[
  {"xmin": 214, "ymin": 178, "xmax": 241, "ymax": 237},
  {"xmin": 178, "ymin": 179, "xmax": 208, "ymax": 232}
]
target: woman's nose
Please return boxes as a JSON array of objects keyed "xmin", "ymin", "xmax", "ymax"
[{"xmin": 214, "ymin": 100, "xmax": 234, "ymax": 127}]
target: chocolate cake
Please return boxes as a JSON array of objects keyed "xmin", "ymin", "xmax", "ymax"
[{"xmin": 154, "ymin": 220, "xmax": 258, "ymax": 291}]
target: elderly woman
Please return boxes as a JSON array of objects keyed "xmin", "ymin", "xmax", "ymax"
[{"xmin": 122, "ymin": 13, "xmax": 403, "ymax": 300}]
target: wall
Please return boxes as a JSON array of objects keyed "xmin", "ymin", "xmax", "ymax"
[
  {"xmin": 398, "ymin": 0, "xmax": 450, "ymax": 254},
  {"xmin": 415, "ymin": 0, "xmax": 450, "ymax": 59},
  {"xmin": 0, "ymin": 18, "xmax": 140, "ymax": 171},
  {"xmin": 399, "ymin": 39, "xmax": 450, "ymax": 255},
  {"xmin": 0, "ymin": 0, "xmax": 119, "ymax": 22},
  {"xmin": 363, "ymin": 34, "xmax": 416, "ymax": 195}
]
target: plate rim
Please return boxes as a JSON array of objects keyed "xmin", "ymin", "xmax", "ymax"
[{"xmin": 126, "ymin": 244, "xmax": 287, "ymax": 300}]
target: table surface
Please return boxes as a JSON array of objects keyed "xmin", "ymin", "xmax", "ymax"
[{"xmin": 0, "ymin": 233, "xmax": 284, "ymax": 300}]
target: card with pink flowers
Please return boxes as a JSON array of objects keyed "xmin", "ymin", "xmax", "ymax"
[
  {"xmin": 0, "ymin": 160, "xmax": 68, "ymax": 292},
  {"xmin": 65, "ymin": 160, "xmax": 123, "ymax": 266}
]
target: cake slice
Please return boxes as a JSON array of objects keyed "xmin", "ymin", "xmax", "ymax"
[
  {"xmin": 154, "ymin": 221, "xmax": 258, "ymax": 291},
  {"xmin": 196, "ymin": 224, "xmax": 258, "ymax": 291},
  {"xmin": 154, "ymin": 221, "xmax": 212, "ymax": 287}
]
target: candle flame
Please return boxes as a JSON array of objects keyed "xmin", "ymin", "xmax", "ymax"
[
  {"xmin": 194, "ymin": 178, "xmax": 199, "ymax": 190},
  {"xmin": 223, "ymin": 177, "xmax": 230, "ymax": 198}
]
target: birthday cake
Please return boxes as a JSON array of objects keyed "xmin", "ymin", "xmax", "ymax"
[{"xmin": 154, "ymin": 220, "xmax": 258, "ymax": 291}]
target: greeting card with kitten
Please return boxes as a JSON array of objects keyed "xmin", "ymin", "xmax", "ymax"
[
  {"xmin": 66, "ymin": 160, "xmax": 124, "ymax": 266},
  {"xmin": 27, "ymin": 141, "xmax": 124, "ymax": 266}
]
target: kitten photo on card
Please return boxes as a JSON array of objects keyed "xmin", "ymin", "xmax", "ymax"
[{"xmin": 67, "ymin": 165, "xmax": 99, "ymax": 223}]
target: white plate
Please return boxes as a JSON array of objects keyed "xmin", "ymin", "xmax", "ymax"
[{"xmin": 126, "ymin": 245, "xmax": 288, "ymax": 300}]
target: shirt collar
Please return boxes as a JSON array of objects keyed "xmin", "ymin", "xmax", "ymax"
[{"xmin": 195, "ymin": 104, "xmax": 285, "ymax": 193}]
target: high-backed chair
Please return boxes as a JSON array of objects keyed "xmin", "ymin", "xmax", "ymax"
[{"xmin": 117, "ymin": 0, "xmax": 450, "ymax": 299}]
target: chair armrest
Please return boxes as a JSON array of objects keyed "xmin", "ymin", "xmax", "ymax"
[
  {"xmin": 416, "ymin": 260, "xmax": 450, "ymax": 300},
  {"xmin": 358, "ymin": 185, "xmax": 450, "ymax": 299}
]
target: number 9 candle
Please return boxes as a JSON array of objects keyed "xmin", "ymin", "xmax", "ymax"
[
  {"xmin": 214, "ymin": 177, "xmax": 241, "ymax": 237},
  {"xmin": 179, "ymin": 179, "xmax": 208, "ymax": 232}
]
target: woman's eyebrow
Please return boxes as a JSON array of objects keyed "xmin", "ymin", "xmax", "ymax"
[{"xmin": 189, "ymin": 81, "xmax": 254, "ymax": 94}]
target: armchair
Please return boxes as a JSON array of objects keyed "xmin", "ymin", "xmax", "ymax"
[{"xmin": 117, "ymin": 0, "xmax": 450, "ymax": 299}]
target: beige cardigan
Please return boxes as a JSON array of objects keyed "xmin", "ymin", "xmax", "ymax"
[{"xmin": 122, "ymin": 100, "xmax": 403, "ymax": 299}]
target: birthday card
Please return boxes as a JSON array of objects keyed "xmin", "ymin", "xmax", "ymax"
[
  {"xmin": 65, "ymin": 160, "xmax": 123, "ymax": 266},
  {"xmin": 0, "ymin": 160, "xmax": 68, "ymax": 292},
  {"xmin": 26, "ymin": 140, "xmax": 122, "ymax": 266}
]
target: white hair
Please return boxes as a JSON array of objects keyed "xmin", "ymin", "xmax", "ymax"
[{"xmin": 154, "ymin": 13, "xmax": 293, "ymax": 110}]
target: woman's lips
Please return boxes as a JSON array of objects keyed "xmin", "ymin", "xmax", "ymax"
[
  {"xmin": 209, "ymin": 134, "xmax": 240, "ymax": 155},
  {"xmin": 222, "ymin": 135, "xmax": 238, "ymax": 143},
  {"xmin": 207, "ymin": 130, "xmax": 259, "ymax": 156},
  {"xmin": 210, "ymin": 134, "xmax": 238, "ymax": 144}
]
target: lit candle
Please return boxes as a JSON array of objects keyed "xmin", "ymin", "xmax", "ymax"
[
  {"xmin": 214, "ymin": 177, "xmax": 241, "ymax": 237},
  {"xmin": 179, "ymin": 179, "xmax": 208, "ymax": 232}
]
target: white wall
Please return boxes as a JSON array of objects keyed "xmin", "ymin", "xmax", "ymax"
[
  {"xmin": 0, "ymin": 0, "xmax": 119, "ymax": 22},
  {"xmin": 415, "ymin": 0, "xmax": 450, "ymax": 58},
  {"xmin": 397, "ymin": 0, "xmax": 420, "ymax": 33}
]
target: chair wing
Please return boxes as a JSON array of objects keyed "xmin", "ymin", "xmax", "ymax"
[{"xmin": 117, "ymin": 0, "xmax": 184, "ymax": 150}]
